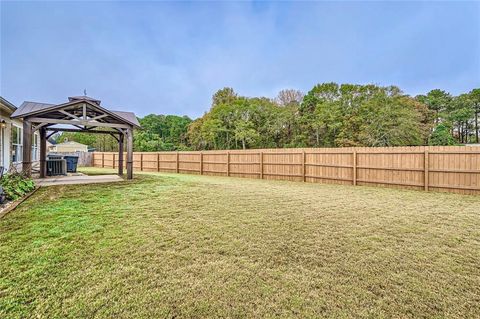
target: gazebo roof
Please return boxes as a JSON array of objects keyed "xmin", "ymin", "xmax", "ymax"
[
  {"xmin": 12, "ymin": 96, "xmax": 140, "ymax": 128},
  {"xmin": 18, "ymin": 95, "xmax": 137, "ymax": 180}
]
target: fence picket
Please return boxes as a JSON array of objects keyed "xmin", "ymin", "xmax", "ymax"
[{"xmin": 92, "ymin": 146, "xmax": 480, "ymax": 195}]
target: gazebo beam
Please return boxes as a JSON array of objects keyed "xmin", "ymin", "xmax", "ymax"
[
  {"xmin": 118, "ymin": 133, "xmax": 124, "ymax": 176},
  {"xmin": 27, "ymin": 117, "xmax": 130, "ymax": 129},
  {"xmin": 46, "ymin": 131, "xmax": 57, "ymax": 140},
  {"xmin": 33, "ymin": 123, "xmax": 50, "ymax": 132},
  {"xmin": 39, "ymin": 128, "xmax": 47, "ymax": 178},
  {"xmin": 126, "ymin": 127, "xmax": 133, "ymax": 179},
  {"xmin": 90, "ymin": 114, "xmax": 108, "ymax": 121},
  {"xmin": 46, "ymin": 128, "xmax": 122, "ymax": 134},
  {"xmin": 59, "ymin": 109, "xmax": 81, "ymax": 120},
  {"xmin": 22, "ymin": 120, "xmax": 32, "ymax": 176}
]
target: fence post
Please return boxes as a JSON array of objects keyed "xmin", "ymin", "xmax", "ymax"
[
  {"xmin": 352, "ymin": 151, "xmax": 357, "ymax": 186},
  {"xmin": 157, "ymin": 153, "xmax": 160, "ymax": 172},
  {"xmin": 176, "ymin": 152, "xmax": 179, "ymax": 173},
  {"xmin": 113, "ymin": 154, "xmax": 116, "ymax": 169},
  {"xmin": 226, "ymin": 151, "xmax": 230, "ymax": 176},
  {"xmin": 424, "ymin": 150, "xmax": 429, "ymax": 191},
  {"xmin": 200, "ymin": 152, "xmax": 203, "ymax": 175},
  {"xmin": 140, "ymin": 153, "xmax": 143, "ymax": 171},
  {"xmin": 102, "ymin": 153, "xmax": 105, "ymax": 168},
  {"xmin": 260, "ymin": 152, "xmax": 264, "ymax": 179},
  {"xmin": 302, "ymin": 150, "xmax": 306, "ymax": 182}
]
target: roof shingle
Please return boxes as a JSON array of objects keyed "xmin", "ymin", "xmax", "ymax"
[{"xmin": 11, "ymin": 98, "xmax": 140, "ymax": 128}]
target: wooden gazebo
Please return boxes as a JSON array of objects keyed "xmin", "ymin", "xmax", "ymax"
[{"xmin": 11, "ymin": 96, "xmax": 140, "ymax": 179}]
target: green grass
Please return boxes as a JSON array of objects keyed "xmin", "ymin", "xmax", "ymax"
[{"xmin": 1, "ymin": 168, "xmax": 479, "ymax": 318}]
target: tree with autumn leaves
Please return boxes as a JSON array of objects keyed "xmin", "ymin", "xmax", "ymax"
[
  {"xmin": 186, "ymin": 84, "xmax": 479, "ymax": 150},
  {"xmin": 59, "ymin": 84, "xmax": 479, "ymax": 151}
]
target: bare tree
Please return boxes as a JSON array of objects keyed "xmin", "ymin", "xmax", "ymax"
[{"xmin": 276, "ymin": 89, "xmax": 304, "ymax": 107}]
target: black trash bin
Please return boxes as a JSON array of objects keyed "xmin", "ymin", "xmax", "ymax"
[{"xmin": 63, "ymin": 155, "xmax": 79, "ymax": 173}]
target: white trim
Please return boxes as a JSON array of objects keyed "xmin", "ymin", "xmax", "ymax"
[
  {"xmin": 0, "ymin": 125, "xmax": 4, "ymax": 169},
  {"xmin": 0, "ymin": 120, "xmax": 12, "ymax": 170}
]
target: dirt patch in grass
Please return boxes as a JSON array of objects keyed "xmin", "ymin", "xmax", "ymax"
[{"xmin": 1, "ymin": 171, "xmax": 479, "ymax": 318}]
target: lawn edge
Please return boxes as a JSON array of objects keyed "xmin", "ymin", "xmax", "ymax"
[{"xmin": 0, "ymin": 186, "xmax": 41, "ymax": 219}]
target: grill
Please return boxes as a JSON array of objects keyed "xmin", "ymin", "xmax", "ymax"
[{"xmin": 47, "ymin": 159, "xmax": 66, "ymax": 176}]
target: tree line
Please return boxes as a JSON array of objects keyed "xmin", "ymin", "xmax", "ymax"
[{"xmin": 57, "ymin": 83, "xmax": 480, "ymax": 151}]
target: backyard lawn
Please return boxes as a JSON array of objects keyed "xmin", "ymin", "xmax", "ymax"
[{"xmin": 1, "ymin": 168, "xmax": 479, "ymax": 318}]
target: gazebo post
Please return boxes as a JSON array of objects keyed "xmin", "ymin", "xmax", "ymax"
[
  {"xmin": 118, "ymin": 132, "xmax": 124, "ymax": 176},
  {"xmin": 12, "ymin": 97, "xmax": 140, "ymax": 179},
  {"xmin": 39, "ymin": 127, "xmax": 47, "ymax": 178},
  {"xmin": 22, "ymin": 120, "xmax": 32, "ymax": 176},
  {"xmin": 126, "ymin": 127, "xmax": 133, "ymax": 179}
]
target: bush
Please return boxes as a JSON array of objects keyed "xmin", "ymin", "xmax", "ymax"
[
  {"xmin": 429, "ymin": 123, "xmax": 456, "ymax": 146},
  {"xmin": 0, "ymin": 172, "xmax": 36, "ymax": 201}
]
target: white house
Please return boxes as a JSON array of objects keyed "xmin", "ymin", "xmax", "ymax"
[
  {"xmin": 0, "ymin": 97, "xmax": 40, "ymax": 173},
  {"xmin": 49, "ymin": 140, "xmax": 88, "ymax": 153}
]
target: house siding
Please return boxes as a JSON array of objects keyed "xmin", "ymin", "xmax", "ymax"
[
  {"xmin": 0, "ymin": 99, "xmax": 40, "ymax": 172},
  {"xmin": 51, "ymin": 143, "xmax": 88, "ymax": 153}
]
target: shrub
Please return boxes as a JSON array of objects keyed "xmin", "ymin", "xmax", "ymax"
[
  {"xmin": 429, "ymin": 123, "xmax": 456, "ymax": 146},
  {"xmin": 0, "ymin": 172, "xmax": 36, "ymax": 201}
]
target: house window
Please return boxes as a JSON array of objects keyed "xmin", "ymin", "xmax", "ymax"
[
  {"xmin": 12, "ymin": 126, "xmax": 22, "ymax": 163},
  {"xmin": 32, "ymin": 134, "xmax": 39, "ymax": 161}
]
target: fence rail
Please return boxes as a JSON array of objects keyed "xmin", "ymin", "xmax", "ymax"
[{"xmin": 93, "ymin": 146, "xmax": 480, "ymax": 195}]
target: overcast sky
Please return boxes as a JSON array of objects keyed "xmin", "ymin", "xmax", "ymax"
[{"xmin": 1, "ymin": 1, "xmax": 479, "ymax": 118}]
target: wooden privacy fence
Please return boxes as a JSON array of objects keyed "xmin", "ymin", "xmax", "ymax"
[{"xmin": 93, "ymin": 146, "xmax": 480, "ymax": 195}]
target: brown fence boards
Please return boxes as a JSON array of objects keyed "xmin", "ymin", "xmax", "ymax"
[{"xmin": 93, "ymin": 146, "xmax": 480, "ymax": 195}]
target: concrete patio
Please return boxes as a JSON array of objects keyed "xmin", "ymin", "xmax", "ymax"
[{"xmin": 34, "ymin": 174, "xmax": 123, "ymax": 186}]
